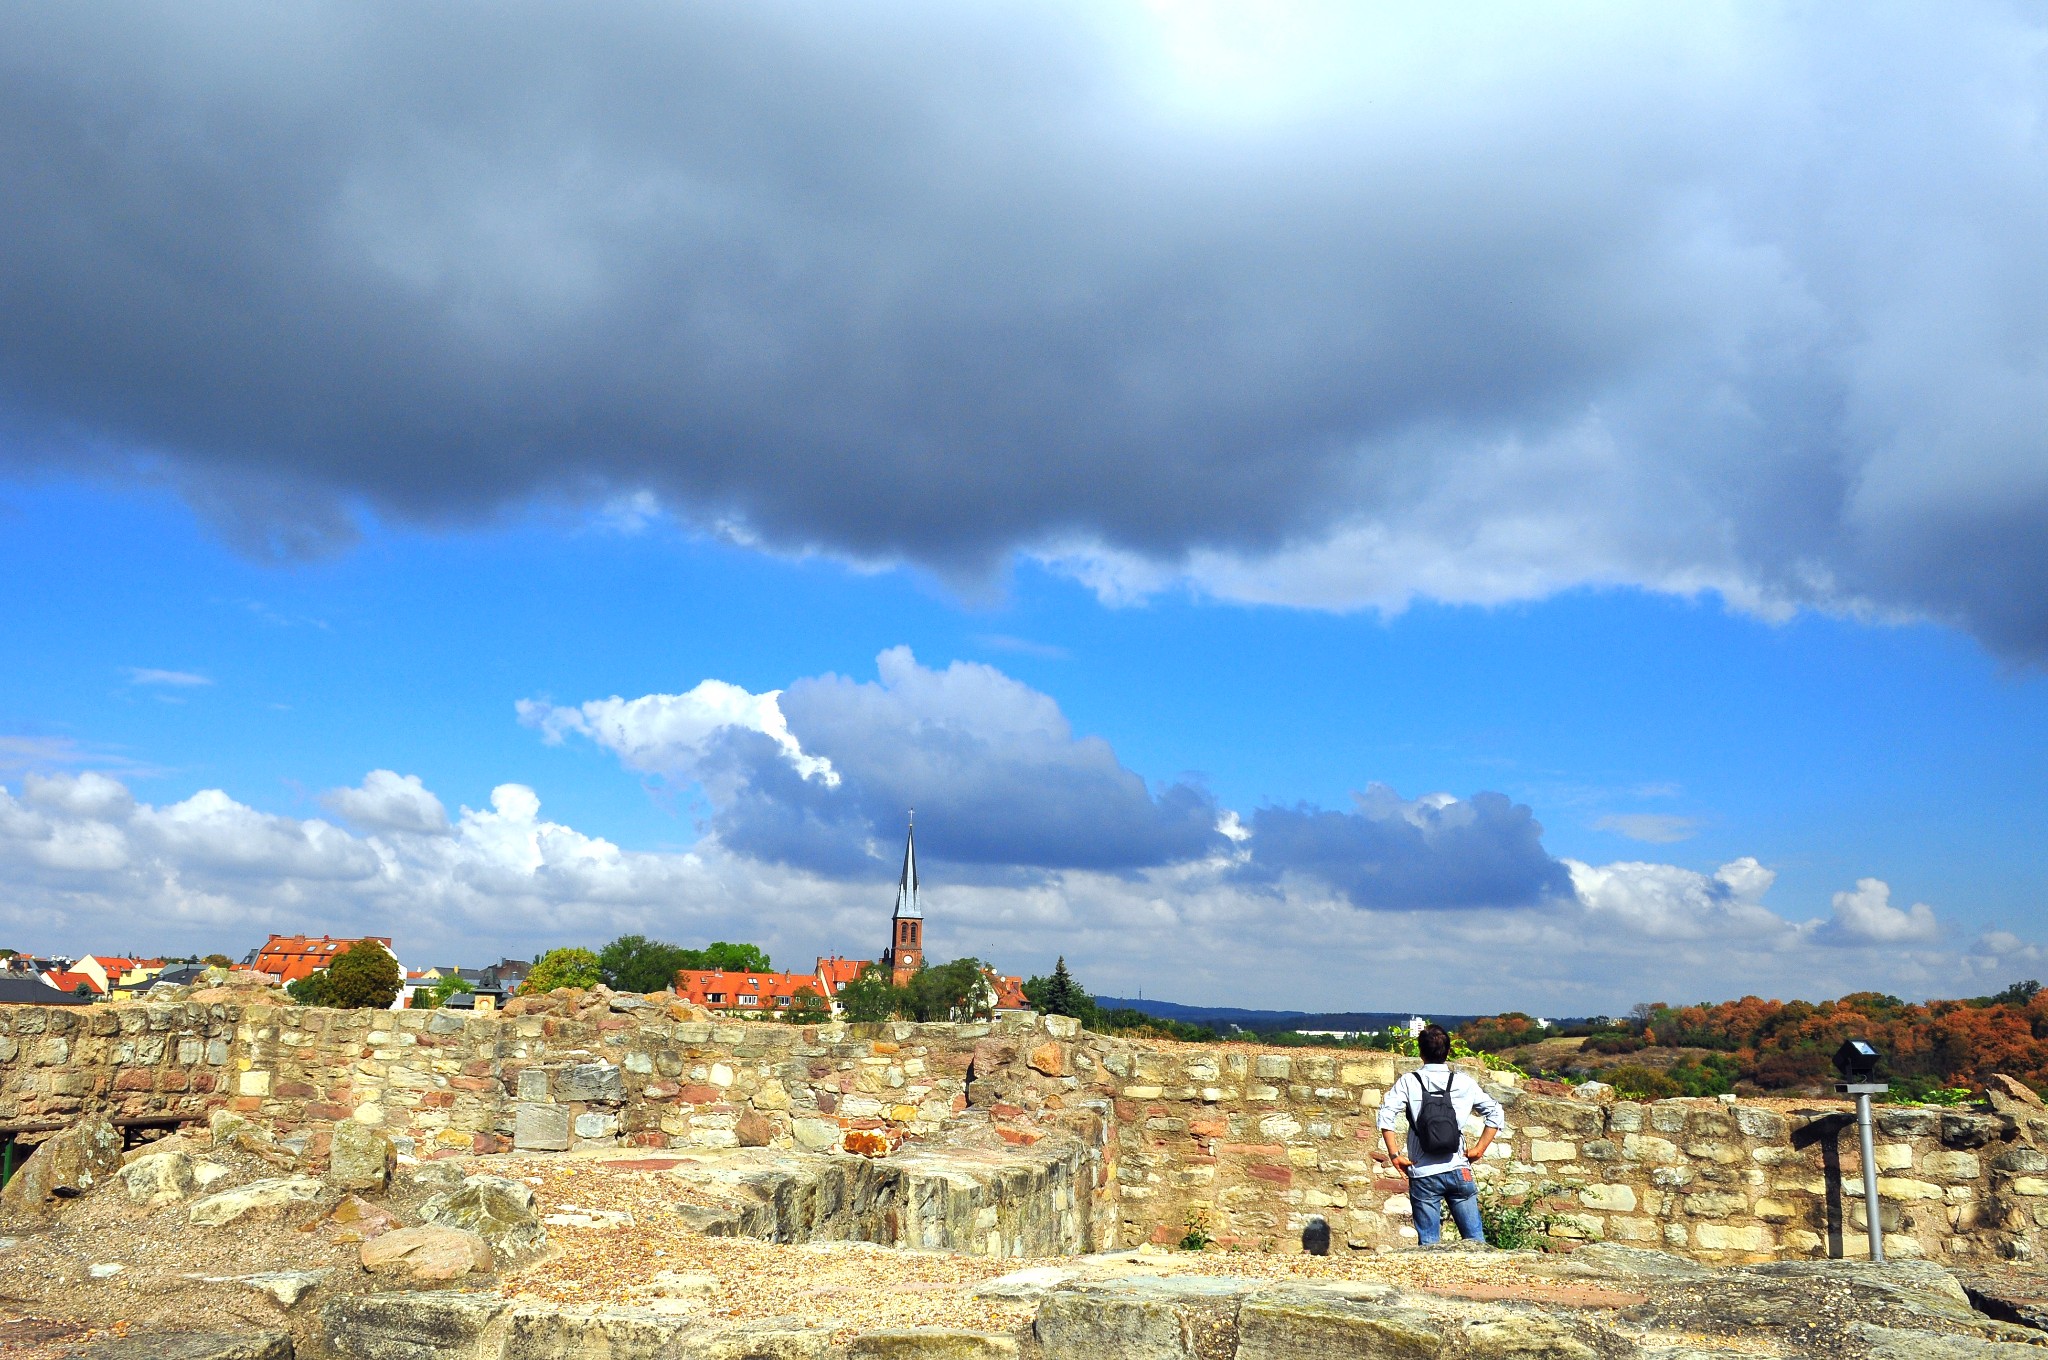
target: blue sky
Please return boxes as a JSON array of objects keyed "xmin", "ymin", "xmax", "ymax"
[{"xmin": 2, "ymin": 3, "xmax": 2045, "ymax": 1010}]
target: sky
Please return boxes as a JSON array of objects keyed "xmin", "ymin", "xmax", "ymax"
[{"xmin": 1, "ymin": 2, "xmax": 2044, "ymax": 1013}]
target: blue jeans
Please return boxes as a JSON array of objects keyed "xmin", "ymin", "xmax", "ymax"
[{"xmin": 1409, "ymin": 1168, "xmax": 1484, "ymax": 1245}]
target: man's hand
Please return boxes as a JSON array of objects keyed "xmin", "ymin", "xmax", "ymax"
[
  {"xmin": 1466, "ymin": 1128, "xmax": 1497, "ymax": 1163},
  {"xmin": 1391, "ymin": 1155, "xmax": 1413, "ymax": 1171}
]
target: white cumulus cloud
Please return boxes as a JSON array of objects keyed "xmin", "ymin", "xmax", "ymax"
[
  {"xmin": 1816, "ymin": 877, "xmax": 1940, "ymax": 946},
  {"xmin": 517, "ymin": 681, "xmax": 838, "ymax": 787}
]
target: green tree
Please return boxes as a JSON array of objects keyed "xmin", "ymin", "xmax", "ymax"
[
  {"xmin": 1023, "ymin": 957, "xmax": 1095, "ymax": 1023},
  {"xmin": 786, "ymin": 986, "xmax": 830, "ymax": 1024},
  {"xmin": 419, "ymin": 974, "xmax": 474, "ymax": 1009},
  {"xmin": 599, "ymin": 935, "xmax": 695, "ymax": 993},
  {"xmin": 837, "ymin": 964, "xmax": 902, "ymax": 1022},
  {"xmin": 322, "ymin": 940, "xmax": 402, "ymax": 1009},
  {"xmin": 903, "ymin": 958, "xmax": 993, "ymax": 1022},
  {"xmin": 202, "ymin": 953, "xmax": 232, "ymax": 967},
  {"xmin": 692, "ymin": 941, "xmax": 772, "ymax": 973},
  {"xmin": 523, "ymin": 947, "xmax": 603, "ymax": 994},
  {"xmin": 287, "ymin": 972, "xmax": 332, "ymax": 1006}
]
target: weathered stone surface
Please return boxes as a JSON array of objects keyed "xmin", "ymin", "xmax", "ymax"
[
  {"xmin": 682, "ymin": 1325, "xmax": 834, "ymax": 1359},
  {"xmin": 326, "ymin": 1192, "xmax": 402, "ymax": 1241},
  {"xmin": 118, "ymin": 1150, "xmax": 198, "ymax": 1206},
  {"xmin": 327, "ymin": 1118, "xmax": 395, "ymax": 1192},
  {"xmin": 1036, "ymin": 1276, "xmax": 1250, "ymax": 1360},
  {"xmin": 791, "ymin": 1119, "xmax": 842, "ymax": 1152},
  {"xmin": 0, "ymin": 1114, "xmax": 122, "ymax": 1220},
  {"xmin": 1853, "ymin": 1324, "xmax": 2047, "ymax": 1358},
  {"xmin": 1236, "ymin": 1289, "xmax": 1443, "ymax": 1360},
  {"xmin": 499, "ymin": 1303, "xmax": 692, "ymax": 1358},
  {"xmin": 558, "ymin": 1060, "xmax": 625, "ymax": 1103},
  {"xmin": 59, "ymin": 1330, "xmax": 292, "ymax": 1359},
  {"xmin": 514, "ymin": 1102, "xmax": 572, "ymax": 1152},
  {"xmin": 322, "ymin": 1290, "xmax": 508, "ymax": 1360},
  {"xmin": 1457, "ymin": 1313, "xmax": 1599, "ymax": 1360},
  {"xmin": 420, "ymin": 1175, "xmax": 548, "ymax": 1260},
  {"xmin": 188, "ymin": 1175, "xmax": 323, "ymax": 1227},
  {"xmin": 1986, "ymin": 1075, "xmax": 2044, "ymax": 1116},
  {"xmin": 847, "ymin": 1330, "xmax": 1020, "ymax": 1359},
  {"xmin": 1028, "ymin": 1043, "xmax": 1065, "ymax": 1078},
  {"xmin": 236, "ymin": 1268, "xmax": 330, "ymax": 1308},
  {"xmin": 736, "ymin": 1109, "xmax": 776, "ymax": 1147},
  {"xmin": 360, "ymin": 1224, "xmax": 494, "ymax": 1281}
]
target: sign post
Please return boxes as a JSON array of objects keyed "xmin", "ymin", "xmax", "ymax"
[{"xmin": 1834, "ymin": 1039, "xmax": 1888, "ymax": 1263}]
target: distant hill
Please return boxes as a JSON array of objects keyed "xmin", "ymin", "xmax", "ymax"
[{"xmin": 1094, "ymin": 996, "xmax": 1482, "ymax": 1033}]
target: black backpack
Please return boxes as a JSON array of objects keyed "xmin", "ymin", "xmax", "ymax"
[{"xmin": 1412, "ymin": 1072, "xmax": 1462, "ymax": 1158}]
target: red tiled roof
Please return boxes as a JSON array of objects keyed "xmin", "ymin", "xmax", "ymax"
[
  {"xmin": 253, "ymin": 934, "xmax": 393, "ymax": 983},
  {"xmin": 675, "ymin": 968, "xmax": 826, "ymax": 1013},
  {"xmin": 46, "ymin": 970, "xmax": 102, "ymax": 995},
  {"xmin": 814, "ymin": 957, "xmax": 871, "ymax": 994}
]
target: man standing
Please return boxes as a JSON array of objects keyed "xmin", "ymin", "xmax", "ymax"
[{"xmin": 1377, "ymin": 1024, "xmax": 1507, "ymax": 1244}]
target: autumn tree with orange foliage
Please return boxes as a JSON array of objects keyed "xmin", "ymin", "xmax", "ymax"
[{"xmin": 1461, "ymin": 982, "xmax": 2048, "ymax": 1096}]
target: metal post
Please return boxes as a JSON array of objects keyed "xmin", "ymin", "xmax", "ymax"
[{"xmin": 1856, "ymin": 1091, "xmax": 1884, "ymax": 1262}]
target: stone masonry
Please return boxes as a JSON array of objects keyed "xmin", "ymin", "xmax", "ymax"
[{"xmin": 5, "ymin": 993, "xmax": 2047, "ymax": 1265}]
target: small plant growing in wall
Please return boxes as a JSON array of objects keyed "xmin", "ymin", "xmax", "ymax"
[
  {"xmin": 1477, "ymin": 1182, "xmax": 1562, "ymax": 1251},
  {"xmin": 1178, "ymin": 1206, "xmax": 1214, "ymax": 1252}
]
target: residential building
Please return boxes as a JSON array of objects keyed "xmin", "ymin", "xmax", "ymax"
[
  {"xmin": 250, "ymin": 935, "xmax": 393, "ymax": 984},
  {"xmin": 674, "ymin": 968, "xmax": 825, "ymax": 1016}
]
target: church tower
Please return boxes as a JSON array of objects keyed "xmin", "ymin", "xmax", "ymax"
[{"xmin": 882, "ymin": 816, "xmax": 924, "ymax": 986}]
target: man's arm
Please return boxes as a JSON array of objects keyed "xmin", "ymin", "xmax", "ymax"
[
  {"xmin": 1375, "ymin": 1075, "xmax": 1412, "ymax": 1170},
  {"xmin": 1465, "ymin": 1077, "xmax": 1507, "ymax": 1161}
]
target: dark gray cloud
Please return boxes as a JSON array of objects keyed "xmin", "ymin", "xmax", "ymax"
[
  {"xmin": 3, "ymin": 4, "xmax": 2045, "ymax": 650},
  {"xmin": 1240, "ymin": 785, "xmax": 1574, "ymax": 911}
]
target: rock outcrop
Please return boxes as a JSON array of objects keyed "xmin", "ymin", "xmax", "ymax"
[{"xmin": 0, "ymin": 1113, "xmax": 122, "ymax": 1221}]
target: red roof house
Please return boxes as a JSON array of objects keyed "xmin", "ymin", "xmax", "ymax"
[{"xmin": 252, "ymin": 935, "xmax": 393, "ymax": 984}]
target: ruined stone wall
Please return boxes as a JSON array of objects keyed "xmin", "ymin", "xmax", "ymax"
[
  {"xmin": 1076, "ymin": 1037, "xmax": 2048, "ymax": 1266},
  {"xmin": 7, "ymin": 996, "xmax": 2046, "ymax": 1266}
]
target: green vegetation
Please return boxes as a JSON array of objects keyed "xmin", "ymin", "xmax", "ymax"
[
  {"xmin": 286, "ymin": 939, "xmax": 400, "ymax": 1009},
  {"xmin": 785, "ymin": 986, "xmax": 830, "ymax": 1024},
  {"xmin": 1178, "ymin": 1207, "xmax": 1214, "ymax": 1252},
  {"xmin": 1477, "ymin": 1182, "xmax": 1561, "ymax": 1250},
  {"xmin": 416, "ymin": 974, "xmax": 474, "ymax": 1009},
  {"xmin": 522, "ymin": 947, "xmax": 603, "ymax": 994},
  {"xmin": 1021, "ymin": 961, "xmax": 1220, "ymax": 1040},
  {"xmin": 833, "ymin": 958, "xmax": 998, "ymax": 1023},
  {"xmin": 597, "ymin": 935, "xmax": 773, "ymax": 993}
]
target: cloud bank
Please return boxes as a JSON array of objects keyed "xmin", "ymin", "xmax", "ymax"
[{"xmin": 2, "ymin": 5, "xmax": 2045, "ymax": 653}]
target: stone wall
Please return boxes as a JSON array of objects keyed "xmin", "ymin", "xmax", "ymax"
[
  {"xmin": 1074, "ymin": 1036, "xmax": 2048, "ymax": 1265},
  {"xmin": 5, "ymin": 995, "xmax": 2046, "ymax": 1266}
]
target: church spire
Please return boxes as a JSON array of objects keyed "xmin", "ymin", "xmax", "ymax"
[{"xmin": 893, "ymin": 813, "xmax": 921, "ymax": 920}]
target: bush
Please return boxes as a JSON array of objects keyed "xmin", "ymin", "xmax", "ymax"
[
  {"xmin": 1478, "ymin": 1182, "xmax": 1562, "ymax": 1250},
  {"xmin": 1603, "ymin": 1065, "xmax": 1683, "ymax": 1100},
  {"xmin": 288, "ymin": 939, "xmax": 400, "ymax": 1009},
  {"xmin": 523, "ymin": 947, "xmax": 602, "ymax": 994},
  {"xmin": 417, "ymin": 974, "xmax": 473, "ymax": 1009},
  {"xmin": 1583, "ymin": 1033, "xmax": 1647, "ymax": 1055}
]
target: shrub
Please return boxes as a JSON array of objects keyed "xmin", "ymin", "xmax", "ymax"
[
  {"xmin": 523, "ymin": 947, "xmax": 602, "ymax": 994},
  {"xmin": 1178, "ymin": 1206, "xmax": 1214, "ymax": 1252},
  {"xmin": 289, "ymin": 939, "xmax": 401, "ymax": 1009},
  {"xmin": 1603, "ymin": 1065, "xmax": 1683, "ymax": 1100},
  {"xmin": 1477, "ymin": 1182, "xmax": 1562, "ymax": 1250}
]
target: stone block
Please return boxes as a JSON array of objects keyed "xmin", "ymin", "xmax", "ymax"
[
  {"xmin": 847, "ymin": 1331, "xmax": 1020, "ymax": 1359},
  {"xmin": 1254, "ymin": 1055, "xmax": 1292, "ymax": 1080},
  {"xmin": 1236, "ymin": 1288, "xmax": 1443, "ymax": 1360},
  {"xmin": 515, "ymin": 1102, "xmax": 572, "ymax": 1151},
  {"xmin": 327, "ymin": 1118, "xmax": 395, "ymax": 1192},
  {"xmin": 1578, "ymin": 1184, "xmax": 1636, "ymax": 1212},
  {"xmin": 574, "ymin": 1112, "xmax": 620, "ymax": 1140},
  {"xmin": 57, "ymin": 1332, "xmax": 292, "ymax": 1360},
  {"xmin": 360, "ymin": 1225, "xmax": 493, "ymax": 1281},
  {"xmin": 321, "ymin": 1289, "xmax": 508, "ymax": 1360},
  {"xmin": 1692, "ymin": 1222, "xmax": 1772, "ymax": 1252},
  {"xmin": 517, "ymin": 1068, "xmax": 550, "ymax": 1101},
  {"xmin": 1875, "ymin": 1177, "xmax": 1945, "ymax": 1201},
  {"xmin": 1873, "ymin": 1143, "xmax": 1914, "ymax": 1171},
  {"xmin": 189, "ymin": 1176, "xmax": 323, "ymax": 1227},
  {"xmin": 1458, "ymin": 1314, "xmax": 1598, "ymax": 1359},
  {"xmin": 1035, "ymin": 1277, "xmax": 1249, "ymax": 1360},
  {"xmin": 1920, "ymin": 1151, "xmax": 1981, "ymax": 1181},
  {"xmin": 557, "ymin": 1061, "xmax": 624, "ymax": 1103},
  {"xmin": 1530, "ymin": 1140, "xmax": 1578, "ymax": 1163},
  {"xmin": 793, "ymin": 1118, "xmax": 843, "ymax": 1152}
]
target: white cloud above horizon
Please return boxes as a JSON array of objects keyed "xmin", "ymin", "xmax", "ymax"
[{"xmin": 0, "ymin": 762, "xmax": 2032, "ymax": 1012}]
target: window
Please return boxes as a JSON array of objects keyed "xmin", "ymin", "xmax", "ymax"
[
  {"xmin": 707, "ymin": 992, "xmax": 725, "ymax": 1004},
  {"xmin": 739, "ymin": 995, "xmax": 757, "ymax": 1006},
  {"xmin": 775, "ymin": 996, "xmax": 790, "ymax": 1007}
]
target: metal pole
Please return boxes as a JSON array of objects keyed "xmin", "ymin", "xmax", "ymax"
[{"xmin": 1856, "ymin": 1091, "xmax": 1884, "ymax": 1263}]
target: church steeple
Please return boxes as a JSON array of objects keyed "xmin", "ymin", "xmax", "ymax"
[{"xmin": 884, "ymin": 814, "xmax": 924, "ymax": 983}]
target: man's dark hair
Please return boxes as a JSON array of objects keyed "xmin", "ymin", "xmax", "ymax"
[{"xmin": 1418, "ymin": 1024, "xmax": 1451, "ymax": 1064}]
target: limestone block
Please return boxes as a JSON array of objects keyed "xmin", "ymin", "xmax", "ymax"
[
  {"xmin": 754, "ymin": 1078, "xmax": 792, "ymax": 1110},
  {"xmin": 1875, "ymin": 1177, "xmax": 1945, "ymax": 1201},
  {"xmin": 1259, "ymin": 1112, "xmax": 1303, "ymax": 1140},
  {"xmin": 516, "ymin": 1068, "xmax": 550, "ymax": 1101},
  {"xmin": 238, "ymin": 1069, "xmax": 271, "ymax": 1097},
  {"xmin": 420, "ymin": 1175, "xmax": 548, "ymax": 1260},
  {"xmin": 1254, "ymin": 1055, "xmax": 1292, "ymax": 1080},
  {"xmin": 1692, "ymin": 1222, "xmax": 1772, "ymax": 1252},
  {"xmin": 119, "ymin": 1151, "xmax": 198, "ymax": 1207},
  {"xmin": 326, "ymin": 1118, "xmax": 395, "ymax": 1192},
  {"xmin": 1530, "ymin": 1140, "xmax": 1578, "ymax": 1163},
  {"xmin": 1873, "ymin": 1143, "xmax": 1914, "ymax": 1171},
  {"xmin": 2007, "ymin": 1176, "xmax": 2048, "ymax": 1196},
  {"xmin": 1753, "ymin": 1197, "xmax": 1799, "ymax": 1223},
  {"xmin": 574, "ymin": 1112, "xmax": 619, "ymax": 1140},
  {"xmin": 557, "ymin": 1061, "xmax": 624, "ymax": 1103},
  {"xmin": 53, "ymin": 1331, "xmax": 292, "ymax": 1359},
  {"xmin": 1622, "ymin": 1134, "xmax": 1680, "ymax": 1163},
  {"xmin": 515, "ymin": 1102, "xmax": 572, "ymax": 1152},
  {"xmin": 359, "ymin": 1225, "xmax": 493, "ymax": 1282},
  {"xmin": 1732, "ymin": 1106, "xmax": 1789, "ymax": 1140},
  {"xmin": 1921, "ymin": 1151, "xmax": 1981, "ymax": 1181},
  {"xmin": 189, "ymin": 1176, "xmax": 323, "ymax": 1227},
  {"xmin": 1683, "ymin": 1192, "xmax": 1747, "ymax": 1218},
  {"xmin": 1236, "ymin": 1288, "xmax": 1442, "ymax": 1360},
  {"xmin": 847, "ymin": 1331, "xmax": 1020, "ymax": 1359},
  {"xmin": 1578, "ymin": 1184, "xmax": 1636, "ymax": 1212},
  {"xmin": 0, "ymin": 1114, "xmax": 123, "ymax": 1219},
  {"xmin": 1992, "ymin": 1148, "xmax": 2048, "ymax": 1174},
  {"xmin": 1459, "ymin": 1314, "xmax": 1599, "ymax": 1359},
  {"xmin": 793, "ymin": 1118, "xmax": 843, "ymax": 1152},
  {"xmin": 1035, "ymin": 1276, "xmax": 1250, "ymax": 1360}
]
